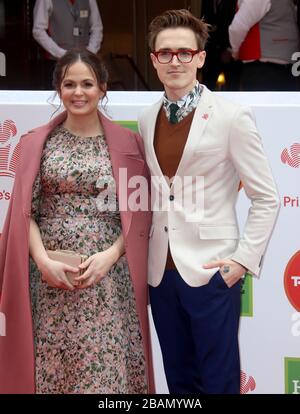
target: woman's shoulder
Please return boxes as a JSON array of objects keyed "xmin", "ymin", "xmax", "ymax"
[
  {"xmin": 19, "ymin": 124, "xmax": 47, "ymax": 147},
  {"xmin": 22, "ymin": 111, "xmax": 67, "ymax": 139},
  {"xmin": 21, "ymin": 112, "xmax": 67, "ymax": 144}
]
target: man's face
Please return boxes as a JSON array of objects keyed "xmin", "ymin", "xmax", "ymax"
[{"xmin": 151, "ymin": 27, "xmax": 206, "ymax": 101}]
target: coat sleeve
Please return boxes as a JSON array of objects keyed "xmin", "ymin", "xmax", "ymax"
[
  {"xmin": 0, "ymin": 149, "xmax": 23, "ymax": 294},
  {"xmin": 0, "ymin": 134, "xmax": 33, "ymax": 294}
]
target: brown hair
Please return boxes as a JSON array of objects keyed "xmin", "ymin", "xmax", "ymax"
[
  {"xmin": 52, "ymin": 48, "xmax": 109, "ymax": 100},
  {"xmin": 148, "ymin": 9, "xmax": 210, "ymax": 51}
]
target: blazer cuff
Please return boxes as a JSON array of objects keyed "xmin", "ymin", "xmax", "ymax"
[{"xmin": 230, "ymin": 251, "xmax": 263, "ymax": 277}]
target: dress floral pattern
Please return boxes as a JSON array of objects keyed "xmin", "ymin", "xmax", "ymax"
[{"xmin": 30, "ymin": 125, "xmax": 147, "ymax": 394}]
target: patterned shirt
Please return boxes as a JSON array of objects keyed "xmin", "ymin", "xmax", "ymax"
[{"xmin": 163, "ymin": 81, "xmax": 203, "ymax": 123}]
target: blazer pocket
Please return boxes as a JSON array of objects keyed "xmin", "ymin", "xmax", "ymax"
[{"xmin": 199, "ymin": 226, "xmax": 239, "ymax": 240}]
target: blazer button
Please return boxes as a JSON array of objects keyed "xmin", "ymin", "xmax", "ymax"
[
  {"xmin": 169, "ymin": 195, "xmax": 174, "ymax": 201},
  {"xmin": 139, "ymin": 231, "xmax": 145, "ymax": 237},
  {"xmin": 164, "ymin": 226, "xmax": 168, "ymax": 232}
]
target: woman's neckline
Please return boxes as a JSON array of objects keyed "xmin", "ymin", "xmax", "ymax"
[{"xmin": 59, "ymin": 123, "xmax": 104, "ymax": 138}]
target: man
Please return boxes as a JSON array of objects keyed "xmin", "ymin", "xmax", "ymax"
[
  {"xmin": 138, "ymin": 9, "xmax": 279, "ymax": 394},
  {"xmin": 229, "ymin": 0, "xmax": 299, "ymax": 90},
  {"xmin": 32, "ymin": 0, "xmax": 103, "ymax": 89}
]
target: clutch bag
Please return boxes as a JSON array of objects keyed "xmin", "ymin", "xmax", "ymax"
[{"xmin": 46, "ymin": 249, "xmax": 88, "ymax": 286}]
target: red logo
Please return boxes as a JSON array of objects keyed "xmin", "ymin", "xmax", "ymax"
[
  {"xmin": 202, "ymin": 113, "xmax": 209, "ymax": 120},
  {"xmin": 0, "ymin": 120, "xmax": 20, "ymax": 178},
  {"xmin": 240, "ymin": 371, "xmax": 256, "ymax": 394},
  {"xmin": 284, "ymin": 251, "xmax": 300, "ymax": 311},
  {"xmin": 281, "ymin": 143, "xmax": 300, "ymax": 168}
]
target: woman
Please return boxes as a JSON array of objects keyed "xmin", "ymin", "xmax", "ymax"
[{"xmin": 0, "ymin": 49, "xmax": 154, "ymax": 393}]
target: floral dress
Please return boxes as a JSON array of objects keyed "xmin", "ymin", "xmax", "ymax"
[{"xmin": 30, "ymin": 125, "xmax": 147, "ymax": 394}]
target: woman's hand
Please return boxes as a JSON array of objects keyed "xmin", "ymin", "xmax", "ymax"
[
  {"xmin": 75, "ymin": 246, "xmax": 120, "ymax": 289},
  {"xmin": 29, "ymin": 218, "xmax": 78, "ymax": 291},
  {"xmin": 38, "ymin": 257, "xmax": 78, "ymax": 291}
]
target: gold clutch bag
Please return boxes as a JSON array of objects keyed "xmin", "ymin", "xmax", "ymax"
[{"xmin": 46, "ymin": 250, "xmax": 88, "ymax": 286}]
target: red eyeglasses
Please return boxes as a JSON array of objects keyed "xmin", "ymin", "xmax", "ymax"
[{"xmin": 152, "ymin": 49, "xmax": 200, "ymax": 64}]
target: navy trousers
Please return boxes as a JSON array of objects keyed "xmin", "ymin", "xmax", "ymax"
[{"xmin": 149, "ymin": 269, "xmax": 241, "ymax": 394}]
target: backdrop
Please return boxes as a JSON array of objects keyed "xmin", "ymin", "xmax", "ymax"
[{"xmin": 0, "ymin": 91, "xmax": 300, "ymax": 394}]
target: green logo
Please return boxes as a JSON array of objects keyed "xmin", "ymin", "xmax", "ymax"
[
  {"xmin": 241, "ymin": 273, "xmax": 253, "ymax": 317},
  {"xmin": 285, "ymin": 358, "xmax": 300, "ymax": 394}
]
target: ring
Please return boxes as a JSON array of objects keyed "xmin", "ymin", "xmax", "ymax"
[{"xmin": 223, "ymin": 265, "xmax": 230, "ymax": 274}]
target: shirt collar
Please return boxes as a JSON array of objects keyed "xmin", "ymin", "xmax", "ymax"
[
  {"xmin": 163, "ymin": 81, "xmax": 202, "ymax": 109},
  {"xmin": 163, "ymin": 81, "xmax": 203, "ymax": 123}
]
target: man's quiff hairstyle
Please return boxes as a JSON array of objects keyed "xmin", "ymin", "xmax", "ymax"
[{"xmin": 148, "ymin": 9, "xmax": 210, "ymax": 51}]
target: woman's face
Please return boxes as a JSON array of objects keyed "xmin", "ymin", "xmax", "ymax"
[{"xmin": 59, "ymin": 61, "xmax": 104, "ymax": 117}]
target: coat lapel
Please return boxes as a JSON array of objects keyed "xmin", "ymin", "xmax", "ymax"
[
  {"xmin": 21, "ymin": 112, "xmax": 67, "ymax": 215},
  {"xmin": 100, "ymin": 112, "xmax": 145, "ymax": 237}
]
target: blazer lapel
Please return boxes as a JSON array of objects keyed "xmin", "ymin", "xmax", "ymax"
[
  {"xmin": 172, "ymin": 86, "xmax": 214, "ymax": 187},
  {"xmin": 143, "ymin": 98, "xmax": 171, "ymax": 192}
]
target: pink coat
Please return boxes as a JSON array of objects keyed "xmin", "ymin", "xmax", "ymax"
[{"xmin": 0, "ymin": 111, "xmax": 155, "ymax": 393}]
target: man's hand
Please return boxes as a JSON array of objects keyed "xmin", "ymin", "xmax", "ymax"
[{"xmin": 203, "ymin": 259, "xmax": 247, "ymax": 288}]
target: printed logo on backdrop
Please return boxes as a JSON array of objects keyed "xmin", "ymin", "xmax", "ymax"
[
  {"xmin": 241, "ymin": 273, "xmax": 253, "ymax": 317},
  {"xmin": 284, "ymin": 251, "xmax": 300, "ymax": 312},
  {"xmin": 281, "ymin": 143, "xmax": 300, "ymax": 168},
  {"xmin": 0, "ymin": 119, "xmax": 19, "ymax": 177},
  {"xmin": 240, "ymin": 371, "xmax": 256, "ymax": 394},
  {"xmin": 285, "ymin": 358, "xmax": 300, "ymax": 394},
  {"xmin": 0, "ymin": 119, "xmax": 20, "ymax": 231},
  {"xmin": 283, "ymin": 195, "xmax": 299, "ymax": 209}
]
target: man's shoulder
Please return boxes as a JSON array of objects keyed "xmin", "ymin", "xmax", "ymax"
[
  {"xmin": 138, "ymin": 97, "xmax": 163, "ymax": 126},
  {"xmin": 200, "ymin": 85, "xmax": 250, "ymax": 118},
  {"xmin": 201, "ymin": 85, "xmax": 242, "ymax": 110}
]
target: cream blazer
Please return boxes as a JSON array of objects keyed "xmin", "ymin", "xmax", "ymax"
[{"xmin": 138, "ymin": 86, "xmax": 280, "ymax": 287}]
